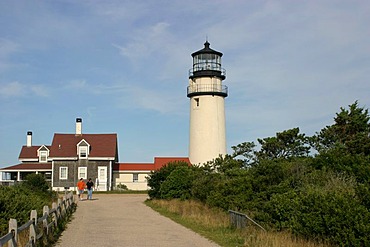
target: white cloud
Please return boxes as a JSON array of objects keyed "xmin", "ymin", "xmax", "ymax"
[
  {"xmin": 97, "ymin": 82, "xmax": 185, "ymax": 114},
  {"xmin": 64, "ymin": 79, "xmax": 88, "ymax": 90},
  {"xmin": 0, "ymin": 81, "xmax": 50, "ymax": 99},
  {"xmin": 114, "ymin": 22, "xmax": 171, "ymax": 61},
  {"xmin": 0, "ymin": 81, "xmax": 24, "ymax": 98},
  {"xmin": 86, "ymin": 0, "xmax": 147, "ymax": 22},
  {"xmin": 0, "ymin": 39, "xmax": 20, "ymax": 72},
  {"xmin": 0, "ymin": 39, "xmax": 19, "ymax": 59},
  {"xmin": 30, "ymin": 85, "xmax": 50, "ymax": 97}
]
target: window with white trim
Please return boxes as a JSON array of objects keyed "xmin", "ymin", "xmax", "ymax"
[
  {"xmin": 60, "ymin": 167, "xmax": 68, "ymax": 180},
  {"xmin": 79, "ymin": 146, "xmax": 88, "ymax": 159},
  {"xmin": 39, "ymin": 151, "xmax": 48, "ymax": 162},
  {"xmin": 78, "ymin": 167, "xmax": 87, "ymax": 179},
  {"xmin": 77, "ymin": 139, "xmax": 90, "ymax": 159},
  {"xmin": 37, "ymin": 145, "xmax": 49, "ymax": 163},
  {"xmin": 133, "ymin": 173, "xmax": 139, "ymax": 183}
]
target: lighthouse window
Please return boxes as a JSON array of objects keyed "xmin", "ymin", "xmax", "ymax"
[{"xmin": 195, "ymin": 98, "xmax": 200, "ymax": 107}]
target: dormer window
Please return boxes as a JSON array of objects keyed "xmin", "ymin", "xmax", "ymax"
[
  {"xmin": 77, "ymin": 139, "xmax": 90, "ymax": 159},
  {"xmin": 79, "ymin": 146, "xmax": 88, "ymax": 158},
  {"xmin": 40, "ymin": 151, "xmax": 47, "ymax": 162},
  {"xmin": 37, "ymin": 145, "xmax": 49, "ymax": 163}
]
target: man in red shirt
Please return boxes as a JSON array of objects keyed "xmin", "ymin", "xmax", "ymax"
[{"xmin": 77, "ymin": 178, "xmax": 86, "ymax": 201}]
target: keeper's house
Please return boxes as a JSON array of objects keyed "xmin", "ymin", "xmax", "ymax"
[{"xmin": 0, "ymin": 118, "xmax": 189, "ymax": 191}]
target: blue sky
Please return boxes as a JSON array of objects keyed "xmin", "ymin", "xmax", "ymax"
[{"xmin": 1, "ymin": 0, "xmax": 369, "ymax": 167}]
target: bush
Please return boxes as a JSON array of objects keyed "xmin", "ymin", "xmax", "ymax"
[
  {"xmin": 22, "ymin": 173, "xmax": 50, "ymax": 193},
  {"xmin": 159, "ymin": 166, "xmax": 193, "ymax": 200},
  {"xmin": 147, "ymin": 161, "xmax": 189, "ymax": 199},
  {"xmin": 0, "ymin": 184, "xmax": 55, "ymax": 236},
  {"xmin": 191, "ymin": 169, "xmax": 222, "ymax": 203},
  {"xmin": 205, "ymin": 170, "xmax": 253, "ymax": 211},
  {"xmin": 117, "ymin": 183, "xmax": 128, "ymax": 190},
  {"xmin": 269, "ymin": 171, "xmax": 370, "ymax": 246}
]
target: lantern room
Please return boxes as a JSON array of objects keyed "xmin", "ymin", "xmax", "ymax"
[{"xmin": 189, "ymin": 41, "xmax": 226, "ymax": 80}]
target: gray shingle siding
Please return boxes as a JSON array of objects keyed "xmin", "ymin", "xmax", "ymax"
[{"xmin": 53, "ymin": 160, "xmax": 110, "ymax": 189}]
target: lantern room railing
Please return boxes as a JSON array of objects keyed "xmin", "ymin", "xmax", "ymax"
[{"xmin": 187, "ymin": 84, "xmax": 228, "ymax": 98}]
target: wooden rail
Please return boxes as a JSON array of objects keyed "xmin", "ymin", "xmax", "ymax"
[
  {"xmin": 228, "ymin": 210, "xmax": 266, "ymax": 231},
  {"xmin": 0, "ymin": 192, "xmax": 75, "ymax": 247}
]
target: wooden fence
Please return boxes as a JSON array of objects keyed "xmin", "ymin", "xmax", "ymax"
[
  {"xmin": 228, "ymin": 210, "xmax": 266, "ymax": 231},
  {"xmin": 0, "ymin": 192, "xmax": 75, "ymax": 247}
]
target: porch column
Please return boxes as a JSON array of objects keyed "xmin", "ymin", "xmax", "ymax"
[{"xmin": 109, "ymin": 161, "xmax": 112, "ymax": 191}]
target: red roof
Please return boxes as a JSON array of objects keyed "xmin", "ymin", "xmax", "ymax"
[
  {"xmin": 19, "ymin": 146, "xmax": 51, "ymax": 159},
  {"xmin": 49, "ymin": 133, "xmax": 117, "ymax": 158},
  {"xmin": 113, "ymin": 163, "xmax": 155, "ymax": 171},
  {"xmin": 0, "ymin": 163, "xmax": 52, "ymax": 171},
  {"xmin": 154, "ymin": 157, "xmax": 190, "ymax": 169},
  {"xmin": 114, "ymin": 157, "xmax": 190, "ymax": 171}
]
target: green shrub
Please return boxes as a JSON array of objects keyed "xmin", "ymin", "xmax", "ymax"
[
  {"xmin": 269, "ymin": 171, "xmax": 370, "ymax": 246},
  {"xmin": 147, "ymin": 161, "xmax": 189, "ymax": 199},
  {"xmin": 191, "ymin": 169, "xmax": 222, "ymax": 203},
  {"xmin": 160, "ymin": 166, "xmax": 193, "ymax": 200},
  {"xmin": 117, "ymin": 183, "xmax": 128, "ymax": 190},
  {"xmin": 205, "ymin": 170, "xmax": 253, "ymax": 211},
  {"xmin": 0, "ymin": 185, "xmax": 55, "ymax": 236},
  {"xmin": 22, "ymin": 173, "xmax": 50, "ymax": 193}
]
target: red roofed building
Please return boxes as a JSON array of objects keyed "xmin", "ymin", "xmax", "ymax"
[
  {"xmin": 0, "ymin": 119, "xmax": 190, "ymax": 191},
  {"xmin": 113, "ymin": 157, "xmax": 190, "ymax": 190}
]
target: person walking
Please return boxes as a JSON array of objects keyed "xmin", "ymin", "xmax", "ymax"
[
  {"xmin": 86, "ymin": 178, "xmax": 94, "ymax": 200},
  {"xmin": 77, "ymin": 178, "xmax": 86, "ymax": 201}
]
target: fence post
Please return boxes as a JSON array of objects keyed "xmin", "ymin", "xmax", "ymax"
[
  {"xmin": 43, "ymin": 206, "xmax": 49, "ymax": 235},
  {"xmin": 0, "ymin": 196, "xmax": 76, "ymax": 247},
  {"xmin": 62, "ymin": 196, "xmax": 67, "ymax": 216},
  {"xmin": 68, "ymin": 192, "xmax": 73, "ymax": 210},
  {"xmin": 29, "ymin": 210, "xmax": 37, "ymax": 245},
  {"xmin": 8, "ymin": 218, "xmax": 17, "ymax": 247},
  {"xmin": 58, "ymin": 198, "xmax": 63, "ymax": 218},
  {"xmin": 65, "ymin": 195, "xmax": 70, "ymax": 211},
  {"xmin": 52, "ymin": 202, "xmax": 58, "ymax": 227}
]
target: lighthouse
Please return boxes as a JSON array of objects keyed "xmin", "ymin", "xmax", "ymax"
[{"xmin": 187, "ymin": 41, "xmax": 228, "ymax": 165}]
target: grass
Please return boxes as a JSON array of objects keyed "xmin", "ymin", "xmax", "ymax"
[{"xmin": 145, "ymin": 199, "xmax": 331, "ymax": 247}]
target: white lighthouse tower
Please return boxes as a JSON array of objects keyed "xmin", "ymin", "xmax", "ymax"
[{"xmin": 187, "ymin": 41, "xmax": 228, "ymax": 165}]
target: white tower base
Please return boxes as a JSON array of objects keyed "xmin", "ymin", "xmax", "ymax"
[{"xmin": 189, "ymin": 95, "xmax": 226, "ymax": 165}]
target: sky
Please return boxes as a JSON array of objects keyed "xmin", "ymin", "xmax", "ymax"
[{"xmin": 1, "ymin": 0, "xmax": 369, "ymax": 167}]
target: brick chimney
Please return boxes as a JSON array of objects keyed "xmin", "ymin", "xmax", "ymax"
[
  {"xmin": 27, "ymin": 131, "xmax": 32, "ymax": 147},
  {"xmin": 76, "ymin": 118, "xmax": 82, "ymax": 135}
]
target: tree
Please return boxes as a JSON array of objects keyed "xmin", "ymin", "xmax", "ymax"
[
  {"xmin": 231, "ymin": 141, "xmax": 256, "ymax": 166},
  {"xmin": 256, "ymin": 128, "xmax": 310, "ymax": 160},
  {"xmin": 209, "ymin": 154, "xmax": 245, "ymax": 173},
  {"xmin": 310, "ymin": 101, "xmax": 370, "ymax": 155}
]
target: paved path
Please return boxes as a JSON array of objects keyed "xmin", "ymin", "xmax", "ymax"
[{"xmin": 54, "ymin": 194, "xmax": 220, "ymax": 247}]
